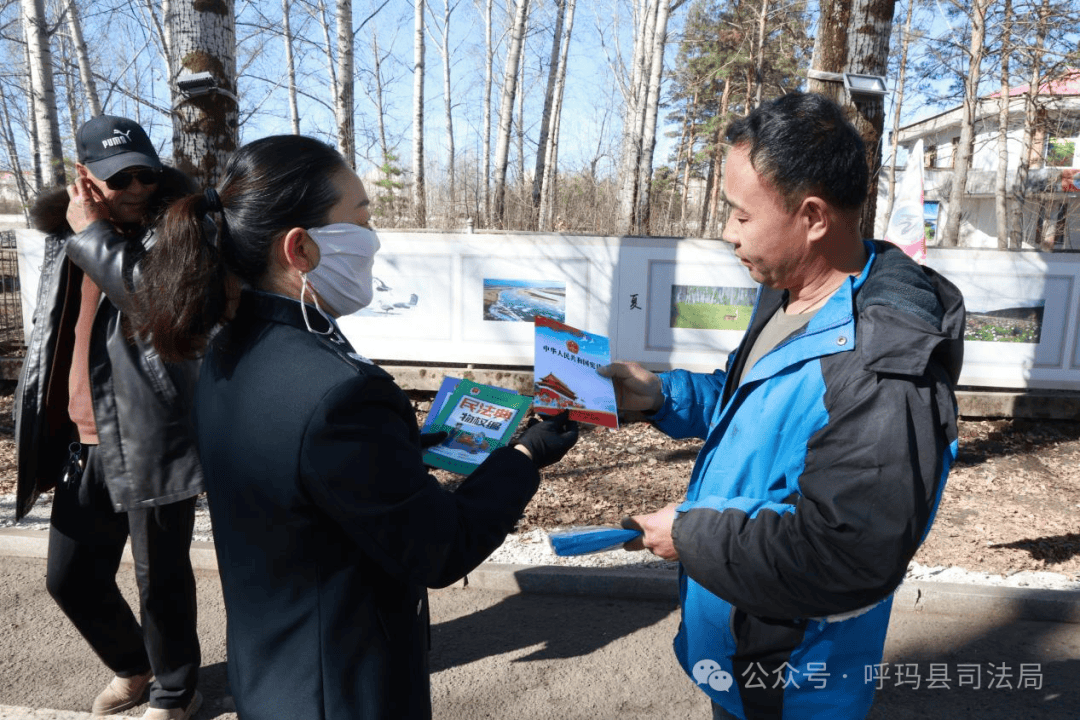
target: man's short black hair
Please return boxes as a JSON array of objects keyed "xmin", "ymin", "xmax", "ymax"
[{"xmin": 724, "ymin": 92, "xmax": 868, "ymax": 213}]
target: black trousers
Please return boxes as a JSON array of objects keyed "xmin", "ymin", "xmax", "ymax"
[{"xmin": 46, "ymin": 443, "xmax": 200, "ymax": 709}]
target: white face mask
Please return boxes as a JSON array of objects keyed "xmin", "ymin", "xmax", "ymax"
[{"xmin": 304, "ymin": 223, "xmax": 381, "ymax": 316}]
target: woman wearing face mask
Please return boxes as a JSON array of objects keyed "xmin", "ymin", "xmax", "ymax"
[{"xmin": 135, "ymin": 135, "xmax": 579, "ymax": 720}]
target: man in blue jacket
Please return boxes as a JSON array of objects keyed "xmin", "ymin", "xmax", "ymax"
[{"xmin": 600, "ymin": 92, "xmax": 965, "ymax": 719}]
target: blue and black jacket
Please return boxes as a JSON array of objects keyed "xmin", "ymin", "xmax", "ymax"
[{"xmin": 653, "ymin": 240, "xmax": 965, "ymax": 719}]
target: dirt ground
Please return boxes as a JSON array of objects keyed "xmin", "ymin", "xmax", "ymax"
[{"xmin": 2, "ymin": 389, "xmax": 1078, "ymax": 580}]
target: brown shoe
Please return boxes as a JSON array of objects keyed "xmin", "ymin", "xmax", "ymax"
[
  {"xmin": 142, "ymin": 690, "xmax": 202, "ymax": 720},
  {"xmin": 91, "ymin": 670, "xmax": 153, "ymax": 715}
]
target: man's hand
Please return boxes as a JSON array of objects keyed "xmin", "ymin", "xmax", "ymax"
[
  {"xmin": 66, "ymin": 177, "xmax": 111, "ymax": 233},
  {"xmin": 597, "ymin": 361, "xmax": 664, "ymax": 413},
  {"xmin": 621, "ymin": 503, "xmax": 679, "ymax": 560}
]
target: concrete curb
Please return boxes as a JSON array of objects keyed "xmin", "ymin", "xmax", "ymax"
[{"xmin": 3, "ymin": 527, "xmax": 1079, "ymax": 624}]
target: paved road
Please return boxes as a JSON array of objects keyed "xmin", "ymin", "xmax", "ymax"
[{"xmin": 1, "ymin": 547, "xmax": 1079, "ymax": 719}]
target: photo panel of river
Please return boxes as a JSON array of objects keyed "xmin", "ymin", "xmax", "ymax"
[{"xmin": 483, "ymin": 278, "xmax": 566, "ymax": 322}]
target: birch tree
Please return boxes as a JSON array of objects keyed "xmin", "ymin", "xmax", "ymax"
[
  {"xmin": 480, "ymin": 0, "xmax": 493, "ymax": 224},
  {"xmin": 994, "ymin": 0, "xmax": 1012, "ymax": 249},
  {"xmin": 367, "ymin": 29, "xmax": 390, "ymax": 160},
  {"xmin": 939, "ymin": 0, "xmax": 990, "ymax": 248},
  {"xmin": 168, "ymin": 0, "xmax": 239, "ymax": 187},
  {"xmin": 615, "ymin": 0, "xmax": 658, "ymax": 236},
  {"xmin": 335, "ymin": 0, "xmax": 356, "ymax": 166},
  {"xmin": 537, "ymin": 0, "xmax": 577, "ymax": 231},
  {"xmin": 282, "ymin": 0, "xmax": 301, "ymax": 134},
  {"xmin": 1009, "ymin": 0, "xmax": 1048, "ymax": 249},
  {"xmin": 884, "ymin": 0, "xmax": 917, "ymax": 228},
  {"xmin": 63, "ymin": 0, "xmax": 101, "ymax": 118},
  {"xmin": 491, "ymin": 0, "xmax": 529, "ymax": 227},
  {"xmin": 429, "ymin": 0, "xmax": 458, "ymax": 209},
  {"xmin": 412, "ymin": 0, "xmax": 426, "ymax": 226},
  {"xmin": 531, "ymin": 0, "xmax": 567, "ymax": 223},
  {"xmin": 0, "ymin": 88, "xmax": 33, "ymax": 220},
  {"xmin": 632, "ymin": 0, "xmax": 683, "ymax": 235},
  {"xmin": 22, "ymin": 0, "xmax": 64, "ymax": 188}
]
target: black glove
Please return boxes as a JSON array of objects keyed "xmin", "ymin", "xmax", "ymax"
[
  {"xmin": 420, "ymin": 431, "xmax": 449, "ymax": 449},
  {"xmin": 514, "ymin": 410, "xmax": 579, "ymax": 469}
]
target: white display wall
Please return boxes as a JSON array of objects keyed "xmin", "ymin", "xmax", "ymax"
[
  {"xmin": 12, "ymin": 227, "xmax": 1080, "ymax": 390},
  {"xmin": 338, "ymin": 231, "xmax": 1080, "ymax": 391}
]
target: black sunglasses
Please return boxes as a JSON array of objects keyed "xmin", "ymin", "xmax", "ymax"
[{"xmin": 105, "ymin": 168, "xmax": 161, "ymax": 191}]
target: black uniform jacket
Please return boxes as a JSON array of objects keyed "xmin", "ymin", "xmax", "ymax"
[
  {"xmin": 196, "ymin": 290, "xmax": 541, "ymax": 720},
  {"xmin": 14, "ymin": 168, "xmax": 204, "ymax": 518}
]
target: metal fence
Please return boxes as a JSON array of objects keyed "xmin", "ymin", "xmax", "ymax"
[{"xmin": 0, "ymin": 230, "xmax": 24, "ymax": 356}]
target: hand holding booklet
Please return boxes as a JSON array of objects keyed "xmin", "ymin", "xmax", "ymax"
[
  {"xmin": 421, "ymin": 378, "xmax": 531, "ymax": 475},
  {"xmin": 533, "ymin": 317, "xmax": 619, "ymax": 428}
]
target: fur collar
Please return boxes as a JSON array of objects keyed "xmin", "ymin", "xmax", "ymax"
[{"xmin": 29, "ymin": 165, "xmax": 195, "ymax": 236}]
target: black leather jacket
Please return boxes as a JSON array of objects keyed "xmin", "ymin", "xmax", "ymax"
[{"xmin": 14, "ymin": 169, "xmax": 204, "ymax": 519}]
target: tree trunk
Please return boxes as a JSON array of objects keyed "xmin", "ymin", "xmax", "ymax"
[
  {"xmin": 676, "ymin": 91, "xmax": 696, "ymax": 230},
  {"xmin": 538, "ymin": 0, "xmax": 577, "ymax": 232},
  {"xmin": 412, "ymin": 0, "xmax": 426, "ymax": 226},
  {"xmin": 371, "ymin": 30, "xmax": 389, "ymax": 159},
  {"xmin": 436, "ymin": 0, "xmax": 456, "ymax": 212},
  {"xmin": 994, "ymin": 0, "xmax": 1012, "ymax": 249},
  {"xmin": 282, "ymin": 0, "xmax": 301, "ymax": 134},
  {"xmin": 616, "ymin": 0, "xmax": 658, "ymax": 235},
  {"xmin": 516, "ymin": 33, "xmax": 526, "ymax": 211},
  {"xmin": 1010, "ymin": 0, "xmax": 1049, "ymax": 249},
  {"xmin": 335, "ymin": 0, "xmax": 355, "ymax": 167},
  {"xmin": 846, "ymin": 0, "xmax": 897, "ymax": 240},
  {"xmin": 633, "ymin": 0, "xmax": 681, "ymax": 236},
  {"xmin": 0, "ymin": 88, "xmax": 33, "ymax": 222},
  {"xmin": 701, "ymin": 77, "xmax": 731, "ymax": 237},
  {"xmin": 940, "ymin": 0, "xmax": 990, "ymax": 248},
  {"xmin": 807, "ymin": 0, "xmax": 850, "ymax": 104},
  {"xmin": 753, "ymin": 0, "xmax": 768, "ymax": 108},
  {"xmin": 145, "ymin": 0, "xmax": 174, "ymax": 71},
  {"xmin": 22, "ymin": 0, "xmax": 65, "ymax": 188},
  {"xmin": 168, "ymin": 0, "xmax": 239, "ymax": 188},
  {"xmin": 492, "ymin": 0, "xmax": 530, "ymax": 227},
  {"xmin": 21, "ymin": 38, "xmax": 42, "ymax": 194},
  {"xmin": 59, "ymin": 30, "xmax": 81, "ymax": 144},
  {"xmin": 313, "ymin": 0, "xmax": 338, "ymax": 106},
  {"xmin": 884, "ymin": 0, "xmax": 914, "ymax": 230},
  {"xmin": 532, "ymin": 0, "xmax": 567, "ymax": 224},
  {"xmin": 64, "ymin": 0, "xmax": 101, "ymax": 117},
  {"xmin": 481, "ymin": 0, "xmax": 493, "ymax": 225}
]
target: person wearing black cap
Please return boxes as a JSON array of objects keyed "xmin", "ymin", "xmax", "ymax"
[{"xmin": 14, "ymin": 115, "xmax": 204, "ymax": 720}]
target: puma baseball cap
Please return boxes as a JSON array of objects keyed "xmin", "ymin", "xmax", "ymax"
[{"xmin": 76, "ymin": 115, "xmax": 162, "ymax": 180}]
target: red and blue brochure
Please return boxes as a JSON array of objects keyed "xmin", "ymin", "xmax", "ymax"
[{"xmin": 533, "ymin": 317, "xmax": 618, "ymax": 428}]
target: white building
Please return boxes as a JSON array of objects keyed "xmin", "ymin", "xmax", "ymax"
[{"xmin": 876, "ymin": 70, "xmax": 1080, "ymax": 250}]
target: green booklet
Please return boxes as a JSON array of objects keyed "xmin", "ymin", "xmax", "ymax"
[{"xmin": 422, "ymin": 378, "xmax": 532, "ymax": 475}]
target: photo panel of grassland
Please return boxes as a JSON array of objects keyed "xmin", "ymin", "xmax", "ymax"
[
  {"xmin": 670, "ymin": 285, "xmax": 755, "ymax": 330},
  {"xmin": 964, "ymin": 299, "xmax": 1045, "ymax": 344}
]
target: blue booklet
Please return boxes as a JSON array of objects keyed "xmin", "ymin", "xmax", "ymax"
[{"xmin": 548, "ymin": 526, "xmax": 644, "ymax": 556}]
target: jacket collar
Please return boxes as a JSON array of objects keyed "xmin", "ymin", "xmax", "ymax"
[
  {"xmin": 738, "ymin": 240, "xmax": 964, "ymax": 385},
  {"xmin": 238, "ymin": 288, "xmax": 342, "ymax": 337}
]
